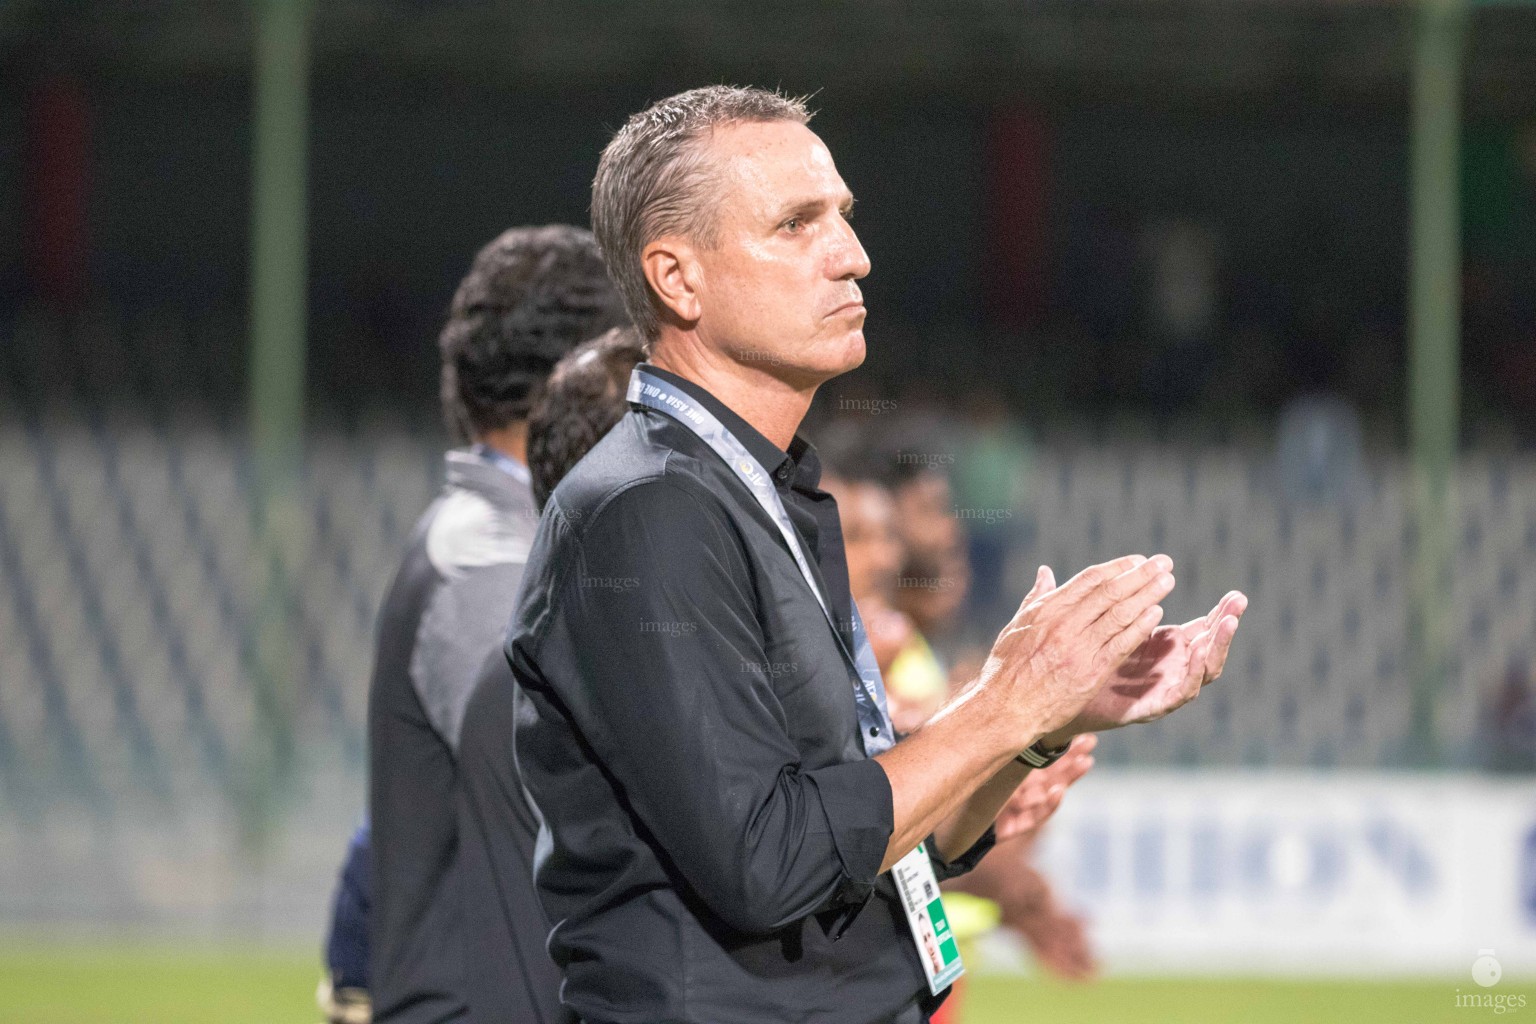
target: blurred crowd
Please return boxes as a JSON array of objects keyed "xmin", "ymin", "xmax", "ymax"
[{"xmin": 817, "ymin": 442, "xmax": 1101, "ymax": 993}]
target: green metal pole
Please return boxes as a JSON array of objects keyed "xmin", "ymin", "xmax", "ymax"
[
  {"xmin": 244, "ymin": 0, "xmax": 310, "ymax": 852},
  {"xmin": 1406, "ymin": 0, "xmax": 1465, "ymax": 766}
]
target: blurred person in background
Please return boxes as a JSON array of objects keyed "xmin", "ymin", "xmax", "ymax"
[
  {"xmin": 951, "ymin": 391, "xmax": 1034, "ymax": 631},
  {"xmin": 947, "ymin": 801, "xmax": 1099, "ymax": 985},
  {"xmin": 523, "ymin": 327, "xmax": 650, "ymax": 513},
  {"xmin": 823, "ymin": 465, "xmax": 1093, "ymax": 823},
  {"xmin": 1485, "ymin": 654, "xmax": 1536, "ymax": 773},
  {"xmin": 1274, "ymin": 391, "xmax": 1365, "ymax": 507},
  {"xmin": 321, "ymin": 824, "xmax": 372, "ymax": 1024},
  {"xmin": 318, "ymin": 225, "xmax": 629, "ymax": 1024},
  {"xmin": 453, "ymin": 325, "xmax": 646, "ymax": 1024},
  {"xmin": 822, "ymin": 466, "xmax": 935, "ymax": 732},
  {"xmin": 888, "ymin": 461, "xmax": 973, "ymax": 643},
  {"xmin": 826, "ymin": 460, "xmax": 1100, "ymax": 998}
]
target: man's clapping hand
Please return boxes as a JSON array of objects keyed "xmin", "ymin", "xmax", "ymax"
[
  {"xmin": 952, "ymin": 553, "xmax": 1177, "ymax": 751},
  {"xmin": 1028, "ymin": 568, "xmax": 1248, "ymax": 745},
  {"xmin": 883, "ymin": 552, "xmax": 1242, "ymax": 871}
]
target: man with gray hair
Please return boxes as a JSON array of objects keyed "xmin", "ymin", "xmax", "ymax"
[{"xmin": 509, "ymin": 86, "xmax": 1247, "ymax": 1023}]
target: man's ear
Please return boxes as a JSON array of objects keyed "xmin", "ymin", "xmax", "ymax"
[{"xmin": 641, "ymin": 236, "xmax": 703, "ymax": 328}]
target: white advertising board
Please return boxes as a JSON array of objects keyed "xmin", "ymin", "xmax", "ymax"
[{"xmin": 1029, "ymin": 772, "xmax": 1536, "ymax": 976}]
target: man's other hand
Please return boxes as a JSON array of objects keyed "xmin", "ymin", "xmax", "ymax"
[{"xmin": 994, "ymin": 734, "xmax": 1096, "ymax": 845}]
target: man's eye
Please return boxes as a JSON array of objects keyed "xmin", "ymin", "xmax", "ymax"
[{"xmin": 783, "ymin": 217, "xmax": 802, "ymax": 233}]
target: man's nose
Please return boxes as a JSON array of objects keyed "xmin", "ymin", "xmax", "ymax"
[{"xmin": 828, "ymin": 218, "xmax": 871, "ymax": 281}]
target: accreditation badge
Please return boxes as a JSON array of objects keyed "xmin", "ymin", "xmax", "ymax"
[{"xmin": 891, "ymin": 843, "xmax": 964, "ymax": 995}]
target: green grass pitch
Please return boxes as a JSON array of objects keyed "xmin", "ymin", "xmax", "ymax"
[{"xmin": 0, "ymin": 944, "xmax": 1517, "ymax": 1024}]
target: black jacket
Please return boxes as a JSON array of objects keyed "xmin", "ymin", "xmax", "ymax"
[
  {"xmin": 507, "ymin": 367, "xmax": 991, "ymax": 1024},
  {"xmin": 368, "ymin": 449, "xmax": 565, "ymax": 1024}
]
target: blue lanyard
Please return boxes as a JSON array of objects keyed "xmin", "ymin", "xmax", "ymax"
[
  {"xmin": 627, "ymin": 368, "xmax": 895, "ymax": 756},
  {"xmin": 472, "ymin": 443, "xmax": 531, "ymax": 485}
]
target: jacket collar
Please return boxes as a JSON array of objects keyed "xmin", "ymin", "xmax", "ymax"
[{"xmin": 636, "ymin": 363, "xmax": 822, "ymax": 492}]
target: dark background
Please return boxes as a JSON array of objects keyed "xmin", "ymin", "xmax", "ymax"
[{"xmin": 3, "ymin": 0, "xmax": 1535, "ymax": 434}]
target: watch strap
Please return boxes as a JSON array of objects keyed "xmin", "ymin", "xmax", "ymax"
[{"xmin": 1015, "ymin": 738, "xmax": 1072, "ymax": 769}]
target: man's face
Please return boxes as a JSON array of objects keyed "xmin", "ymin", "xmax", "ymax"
[{"xmin": 690, "ymin": 120, "xmax": 871, "ymax": 386}]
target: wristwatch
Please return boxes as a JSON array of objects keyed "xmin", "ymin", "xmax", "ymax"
[{"xmin": 1015, "ymin": 738, "xmax": 1072, "ymax": 769}]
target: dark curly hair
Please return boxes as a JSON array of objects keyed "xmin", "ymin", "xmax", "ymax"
[
  {"xmin": 438, "ymin": 225, "xmax": 630, "ymax": 443},
  {"xmin": 526, "ymin": 326, "xmax": 647, "ymax": 511}
]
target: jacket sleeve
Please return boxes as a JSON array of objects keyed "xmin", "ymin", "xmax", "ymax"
[{"xmin": 927, "ymin": 826, "xmax": 996, "ymax": 882}]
